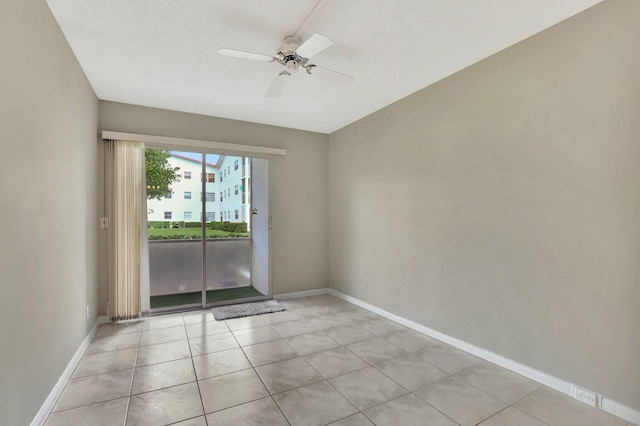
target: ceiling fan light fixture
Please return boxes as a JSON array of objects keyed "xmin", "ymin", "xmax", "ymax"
[{"xmin": 286, "ymin": 60, "xmax": 299, "ymax": 74}]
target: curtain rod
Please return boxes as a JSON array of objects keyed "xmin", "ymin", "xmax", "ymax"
[{"xmin": 101, "ymin": 130, "xmax": 287, "ymax": 157}]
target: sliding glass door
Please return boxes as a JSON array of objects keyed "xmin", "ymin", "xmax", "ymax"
[{"xmin": 145, "ymin": 148, "xmax": 266, "ymax": 312}]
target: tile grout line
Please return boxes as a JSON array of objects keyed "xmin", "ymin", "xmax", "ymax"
[
  {"xmin": 125, "ymin": 315, "xmax": 206, "ymax": 424},
  {"xmin": 184, "ymin": 313, "xmax": 209, "ymax": 425},
  {"xmin": 508, "ymin": 386, "xmax": 555, "ymax": 426},
  {"xmin": 230, "ymin": 315, "xmax": 293, "ymax": 425},
  {"xmin": 509, "ymin": 405, "xmax": 553, "ymax": 426},
  {"xmin": 214, "ymin": 306, "xmax": 518, "ymax": 425},
  {"xmin": 340, "ymin": 301, "xmax": 549, "ymax": 426},
  {"xmin": 276, "ymin": 311, "xmax": 387, "ymax": 423},
  {"xmin": 60, "ymin": 350, "xmax": 138, "ymax": 381},
  {"xmin": 123, "ymin": 323, "xmax": 143, "ymax": 425},
  {"xmin": 44, "ymin": 324, "xmax": 142, "ymax": 422},
  {"xmin": 282, "ymin": 298, "xmax": 464, "ymax": 423},
  {"xmin": 189, "ymin": 317, "xmax": 277, "ymax": 415},
  {"xmin": 314, "ymin": 306, "xmax": 462, "ymax": 425},
  {"xmin": 225, "ymin": 304, "xmax": 377, "ymax": 423}
]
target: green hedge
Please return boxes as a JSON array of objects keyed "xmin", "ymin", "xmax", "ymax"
[
  {"xmin": 148, "ymin": 221, "xmax": 202, "ymax": 228},
  {"xmin": 149, "ymin": 233, "xmax": 248, "ymax": 240},
  {"xmin": 209, "ymin": 221, "xmax": 248, "ymax": 233},
  {"xmin": 149, "ymin": 221, "xmax": 248, "ymax": 232},
  {"xmin": 148, "ymin": 221, "xmax": 185, "ymax": 229}
]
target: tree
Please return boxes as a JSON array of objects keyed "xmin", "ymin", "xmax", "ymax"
[{"xmin": 145, "ymin": 149, "xmax": 181, "ymax": 200}]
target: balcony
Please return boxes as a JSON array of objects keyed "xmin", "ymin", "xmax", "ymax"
[{"xmin": 148, "ymin": 237, "xmax": 263, "ymax": 309}]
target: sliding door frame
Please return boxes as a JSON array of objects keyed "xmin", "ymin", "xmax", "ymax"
[
  {"xmin": 102, "ymin": 131, "xmax": 284, "ymax": 315},
  {"xmin": 144, "ymin": 146, "xmax": 271, "ymax": 315}
]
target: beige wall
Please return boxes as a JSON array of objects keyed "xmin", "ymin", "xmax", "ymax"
[
  {"xmin": 329, "ymin": 0, "xmax": 640, "ymax": 411},
  {"xmin": 98, "ymin": 101, "xmax": 330, "ymax": 309},
  {"xmin": 2, "ymin": 0, "xmax": 637, "ymax": 421},
  {"xmin": 0, "ymin": 1, "xmax": 99, "ymax": 424}
]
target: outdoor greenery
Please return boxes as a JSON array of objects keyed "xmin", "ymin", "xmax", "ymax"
[
  {"xmin": 147, "ymin": 220, "xmax": 249, "ymax": 240},
  {"xmin": 148, "ymin": 221, "xmax": 199, "ymax": 229},
  {"xmin": 147, "ymin": 227, "xmax": 249, "ymax": 240},
  {"xmin": 150, "ymin": 286, "xmax": 263, "ymax": 308},
  {"xmin": 209, "ymin": 221, "xmax": 248, "ymax": 233},
  {"xmin": 145, "ymin": 149, "xmax": 181, "ymax": 200},
  {"xmin": 148, "ymin": 228, "xmax": 249, "ymax": 240},
  {"xmin": 148, "ymin": 221, "xmax": 248, "ymax": 232}
]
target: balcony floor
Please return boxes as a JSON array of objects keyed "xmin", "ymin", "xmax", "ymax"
[{"xmin": 150, "ymin": 286, "xmax": 263, "ymax": 309}]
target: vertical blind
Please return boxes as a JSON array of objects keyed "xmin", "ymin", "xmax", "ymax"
[{"xmin": 108, "ymin": 140, "xmax": 146, "ymax": 321}]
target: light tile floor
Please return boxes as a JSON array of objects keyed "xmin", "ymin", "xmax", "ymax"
[{"xmin": 45, "ymin": 294, "xmax": 634, "ymax": 426}]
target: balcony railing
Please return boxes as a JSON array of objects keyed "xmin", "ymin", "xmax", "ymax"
[{"xmin": 148, "ymin": 238, "xmax": 251, "ymax": 296}]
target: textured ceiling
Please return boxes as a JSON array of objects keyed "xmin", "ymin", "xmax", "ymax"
[{"xmin": 45, "ymin": 0, "xmax": 601, "ymax": 134}]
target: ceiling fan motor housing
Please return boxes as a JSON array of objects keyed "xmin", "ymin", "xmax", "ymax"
[
  {"xmin": 279, "ymin": 36, "xmax": 302, "ymax": 54},
  {"xmin": 275, "ymin": 36, "xmax": 310, "ymax": 72}
]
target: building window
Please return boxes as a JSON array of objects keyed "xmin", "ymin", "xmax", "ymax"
[
  {"xmin": 184, "ymin": 211, "xmax": 192, "ymax": 220},
  {"xmin": 202, "ymin": 173, "xmax": 215, "ymax": 183},
  {"xmin": 234, "ymin": 185, "xmax": 239, "ymax": 195},
  {"xmin": 220, "ymin": 173, "xmax": 223, "ymax": 182},
  {"xmin": 164, "ymin": 211, "xmax": 172, "ymax": 220},
  {"xmin": 220, "ymin": 193, "xmax": 223, "ymax": 202},
  {"xmin": 202, "ymin": 192, "xmax": 215, "ymax": 202},
  {"xmin": 228, "ymin": 166, "xmax": 230, "ymax": 174},
  {"xmin": 234, "ymin": 210, "xmax": 239, "ymax": 220},
  {"xmin": 184, "ymin": 191, "xmax": 191, "ymax": 199},
  {"xmin": 165, "ymin": 192, "xmax": 172, "ymax": 199},
  {"xmin": 234, "ymin": 160, "xmax": 239, "ymax": 170},
  {"xmin": 205, "ymin": 212, "xmax": 215, "ymax": 222},
  {"xmin": 184, "ymin": 171, "xmax": 191, "ymax": 179}
]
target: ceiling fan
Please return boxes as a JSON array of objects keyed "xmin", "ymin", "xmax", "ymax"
[{"xmin": 217, "ymin": 0, "xmax": 353, "ymax": 97}]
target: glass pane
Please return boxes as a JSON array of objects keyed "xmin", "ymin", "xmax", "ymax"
[
  {"xmin": 147, "ymin": 149, "xmax": 203, "ymax": 309},
  {"xmin": 204, "ymin": 154, "xmax": 252, "ymax": 294}
]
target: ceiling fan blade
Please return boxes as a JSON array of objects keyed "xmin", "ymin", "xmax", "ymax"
[
  {"xmin": 265, "ymin": 73, "xmax": 289, "ymax": 97},
  {"xmin": 296, "ymin": 33, "xmax": 333, "ymax": 59},
  {"xmin": 218, "ymin": 48, "xmax": 274, "ymax": 62},
  {"xmin": 309, "ymin": 65, "xmax": 354, "ymax": 83}
]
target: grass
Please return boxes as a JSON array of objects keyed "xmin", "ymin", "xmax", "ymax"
[
  {"xmin": 147, "ymin": 227, "xmax": 249, "ymax": 240},
  {"xmin": 150, "ymin": 286, "xmax": 264, "ymax": 309}
]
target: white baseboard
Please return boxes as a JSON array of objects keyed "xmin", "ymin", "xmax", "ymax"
[
  {"xmin": 31, "ymin": 315, "xmax": 109, "ymax": 426},
  {"xmin": 273, "ymin": 287, "xmax": 331, "ymax": 300},
  {"xmin": 330, "ymin": 289, "xmax": 640, "ymax": 426},
  {"xmin": 602, "ymin": 398, "xmax": 640, "ymax": 426}
]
